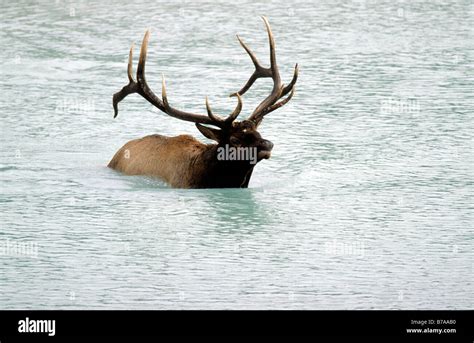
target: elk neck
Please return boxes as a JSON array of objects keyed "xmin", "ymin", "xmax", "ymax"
[{"xmin": 193, "ymin": 143, "xmax": 255, "ymax": 188}]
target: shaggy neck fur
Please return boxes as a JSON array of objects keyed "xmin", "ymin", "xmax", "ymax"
[{"xmin": 193, "ymin": 144, "xmax": 256, "ymax": 188}]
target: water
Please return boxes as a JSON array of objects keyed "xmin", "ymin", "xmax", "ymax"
[{"xmin": 0, "ymin": 0, "xmax": 473, "ymax": 309}]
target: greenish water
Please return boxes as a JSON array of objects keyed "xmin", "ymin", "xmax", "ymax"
[{"xmin": 0, "ymin": 0, "xmax": 473, "ymax": 309}]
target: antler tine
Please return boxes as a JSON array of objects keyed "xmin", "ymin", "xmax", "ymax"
[
  {"xmin": 113, "ymin": 43, "xmax": 138, "ymax": 118},
  {"xmin": 161, "ymin": 74, "xmax": 169, "ymax": 107},
  {"xmin": 262, "ymin": 16, "xmax": 280, "ymax": 86},
  {"xmin": 136, "ymin": 30, "xmax": 150, "ymax": 83},
  {"xmin": 127, "ymin": 43, "xmax": 135, "ymax": 83},
  {"xmin": 225, "ymin": 93, "xmax": 243, "ymax": 124},
  {"xmin": 205, "ymin": 96, "xmax": 224, "ymax": 123},
  {"xmin": 261, "ymin": 85, "xmax": 296, "ymax": 117},
  {"xmin": 236, "ymin": 35, "xmax": 261, "ymax": 71},
  {"xmin": 280, "ymin": 63, "xmax": 299, "ymax": 98},
  {"xmin": 252, "ymin": 63, "xmax": 299, "ymax": 124},
  {"xmin": 231, "ymin": 36, "xmax": 272, "ymax": 97},
  {"xmin": 114, "ymin": 30, "xmax": 225, "ymax": 126},
  {"xmin": 205, "ymin": 93, "xmax": 243, "ymax": 127},
  {"xmin": 114, "ymin": 29, "xmax": 168, "ymax": 118},
  {"xmin": 231, "ymin": 16, "xmax": 298, "ymax": 126},
  {"xmin": 247, "ymin": 16, "xmax": 283, "ymax": 121}
]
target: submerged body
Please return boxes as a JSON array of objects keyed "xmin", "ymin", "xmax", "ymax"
[
  {"xmin": 108, "ymin": 134, "xmax": 204, "ymax": 188},
  {"xmin": 108, "ymin": 134, "xmax": 257, "ymax": 188}
]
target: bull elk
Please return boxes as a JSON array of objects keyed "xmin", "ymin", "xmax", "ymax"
[{"xmin": 108, "ymin": 17, "xmax": 298, "ymax": 188}]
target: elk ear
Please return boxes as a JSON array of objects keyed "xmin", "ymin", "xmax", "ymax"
[{"xmin": 195, "ymin": 123, "xmax": 222, "ymax": 142}]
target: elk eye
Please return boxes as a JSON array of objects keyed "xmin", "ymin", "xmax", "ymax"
[{"xmin": 230, "ymin": 137, "xmax": 241, "ymax": 146}]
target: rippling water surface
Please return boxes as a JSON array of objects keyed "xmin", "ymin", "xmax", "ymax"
[{"xmin": 0, "ymin": 0, "xmax": 473, "ymax": 309}]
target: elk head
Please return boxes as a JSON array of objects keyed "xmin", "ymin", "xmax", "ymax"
[{"xmin": 113, "ymin": 17, "xmax": 298, "ymax": 174}]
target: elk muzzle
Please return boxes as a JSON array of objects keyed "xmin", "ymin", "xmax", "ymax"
[{"xmin": 257, "ymin": 139, "xmax": 273, "ymax": 160}]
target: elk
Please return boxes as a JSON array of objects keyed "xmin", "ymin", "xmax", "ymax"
[{"xmin": 108, "ymin": 17, "xmax": 298, "ymax": 188}]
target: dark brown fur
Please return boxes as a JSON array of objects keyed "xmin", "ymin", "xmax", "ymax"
[{"xmin": 108, "ymin": 121, "xmax": 271, "ymax": 188}]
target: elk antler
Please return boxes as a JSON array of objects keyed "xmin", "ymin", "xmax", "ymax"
[
  {"xmin": 233, "ymin": 16, "xmax": 298, "ymax": 126},
  {"xmin": 113, "ymin": 30, "xmax": 242, "ymax": 129}
]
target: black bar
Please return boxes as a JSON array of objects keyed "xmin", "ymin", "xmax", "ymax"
[{"xmin": 0, "ymin": 310, "xmax": 472, "ymax": 340}]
